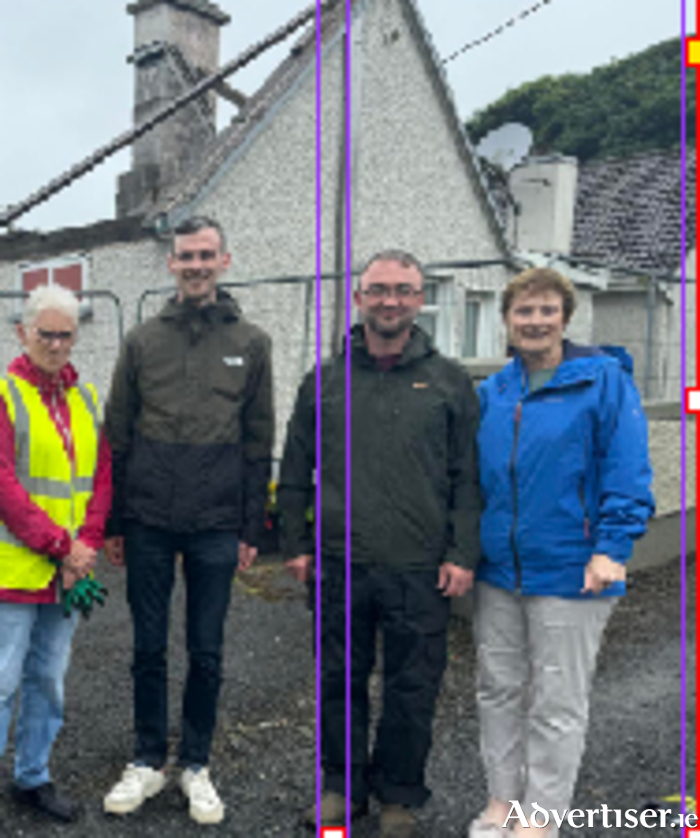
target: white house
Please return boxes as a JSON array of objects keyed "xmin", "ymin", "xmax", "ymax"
[{"xmin": 0, "ymin": 0, "xmax": 513, "ymax": 453}]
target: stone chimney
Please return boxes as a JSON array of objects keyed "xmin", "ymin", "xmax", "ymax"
[
  {"xmin": 507, "ymin": 155, "xmax": 579, "ymax": 255},
  {"xmin": 117, "ymin": 0, "xmax": 230, "ymax": 218}
]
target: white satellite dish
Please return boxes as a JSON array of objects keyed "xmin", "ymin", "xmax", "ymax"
[{"xmin": 476, "ymin": 123, "xmax": 533, "ymax": 172}]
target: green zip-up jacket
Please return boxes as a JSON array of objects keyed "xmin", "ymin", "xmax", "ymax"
[
  {"xmin": 105, "ymin": 290, "xmax": 273, "ymax": 545},
  {"xmin": 279, "ymin": 325, "xmax": 480, "ymax": 569}
]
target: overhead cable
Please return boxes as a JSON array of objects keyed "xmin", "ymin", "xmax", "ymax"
[{"xmin": 442, "ymin": 0, "xmax": 555, "ymax": 65}]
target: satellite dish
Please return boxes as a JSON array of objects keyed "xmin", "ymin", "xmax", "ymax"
[{"xmin": 476, "ymin": 123, "xmax": 533, "ymax": 172}]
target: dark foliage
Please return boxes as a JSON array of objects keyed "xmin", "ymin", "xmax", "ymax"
[{"xmin": 466, "ymin": 38, "xmax": 693, "ymax": 161}]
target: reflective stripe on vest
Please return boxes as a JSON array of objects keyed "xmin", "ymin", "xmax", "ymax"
[{"xmin": 0, "ymin": 374, "xmax": 100, "ymax": 591}]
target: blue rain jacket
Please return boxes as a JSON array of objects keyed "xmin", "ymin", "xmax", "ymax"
[{"xmin": 476, "ymin": 342, "xmax": 655, "ymax": 598}]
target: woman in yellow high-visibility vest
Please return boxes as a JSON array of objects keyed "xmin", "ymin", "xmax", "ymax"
[{"xmin": 0, "ymin": 284, "xmax": 111, "ymax": 823}]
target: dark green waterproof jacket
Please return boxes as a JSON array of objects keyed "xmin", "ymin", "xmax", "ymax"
[
  {"xmin": 105, "ymin": 290, "xmax": 274, "ymax": 546},
  {"xmin": 279, "ymin": 325, "xmax": 480, "ymax": 569}
]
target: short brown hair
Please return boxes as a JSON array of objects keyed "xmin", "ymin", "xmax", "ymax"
[
  {"xmin": 501, "ymin": 267, "xmax": 576, "ymax": 323},
  {"xmin": 172, "ymin": 215, "xmax": 227, "ymax": 254},
  {"xmin": 359, "ymin": 249, "xmax": 425, "ymax": 283}
]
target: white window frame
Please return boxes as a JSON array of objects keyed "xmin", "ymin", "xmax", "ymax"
[
  {"xmin": 462, "ymin": 290, "xmax": 497, "ymax": 358},
  {"xmin": 417, "ymin": 275, "xmax": 454, "ymax": 356}
]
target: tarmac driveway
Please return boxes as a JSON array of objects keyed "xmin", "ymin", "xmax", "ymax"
[{"xmin": 0, "ymin": 556, "xmax": 693, "ymax": 837}]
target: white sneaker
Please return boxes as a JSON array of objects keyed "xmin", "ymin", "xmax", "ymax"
[
  {"xmin": 180, "ymin": 767, "xmax": 225, "ymax": 825},
  {"xmin": 469, "ymin": 815, "xmax": 512, "ymax": 837},
  {"xmin": 103, "ymin": 763, "xmax": 167, "ymax": 814}
]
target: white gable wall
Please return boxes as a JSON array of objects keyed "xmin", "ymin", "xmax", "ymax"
[
  {"xmin": 0, "ymin": 237, "xmax": 168, "ymax": 401},
  {"xmin": 187, "ymin": 0, "xmax": 512, "ymax": 452},
  {"xmin": 193, "ymin": 28, "xmax": 345, "ymax": 448},
  {"xmin": 352, "ymin": 0, "xmax": 511, "ymax": 356},
  {"xmin": 0, "ymin": 0, "xmax": 513, "ymax": 458}
]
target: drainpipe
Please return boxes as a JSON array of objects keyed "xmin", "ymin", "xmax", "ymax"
[
  {"xmin": 331, "ymin": 0, "xmax": 365, "ymax": 354},
  {"xmin": 331, "ymin": 29, "xmax": 348, "ymax": 356}
]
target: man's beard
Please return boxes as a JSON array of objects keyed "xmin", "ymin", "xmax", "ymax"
[{"xmin": 364, "ymin": 310, "xmax": 414, "ymax": 339}]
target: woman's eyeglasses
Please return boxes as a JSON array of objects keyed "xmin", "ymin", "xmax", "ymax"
[{"xmin": 35, "ymin": 328, "xmax": 75, "ymax": 344}]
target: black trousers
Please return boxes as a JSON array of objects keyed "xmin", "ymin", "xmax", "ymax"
[
  {"xmin": 318, "ymin": 560, "xmax": 450, "ymax": 807},
  {"xmin": 124, "ymin": 521, "xmax": 238, "ymax": 768}
]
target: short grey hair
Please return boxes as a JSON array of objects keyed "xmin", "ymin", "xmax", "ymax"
[{"xmin": 23, "ymin": 284, "xmax": 80, "ymax": 328}]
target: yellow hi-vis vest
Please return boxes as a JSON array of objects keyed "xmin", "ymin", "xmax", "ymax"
[{"xmin": 0, "ymin": 373, "xmax": 100, "ymax": 591}]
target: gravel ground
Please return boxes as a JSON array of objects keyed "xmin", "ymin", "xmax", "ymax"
[{"xmin": 0, "ymin": 556, "xmax": 693, "ymax": 837}]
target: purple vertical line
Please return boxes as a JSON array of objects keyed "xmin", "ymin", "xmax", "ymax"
[
  {"xmin": 345, "ymin": 0, "xmax": 353, "ymax": 833},
  {"xmin": 315, "ymin": 1, "xmax": 323, "ymax": 837},
  {"xmin": 679, "ymin": 0, "xmax": 688, "ymax": 816}
]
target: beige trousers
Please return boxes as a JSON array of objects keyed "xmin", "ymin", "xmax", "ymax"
[{"xmin": 474, "ymin": 581, "xmax": 616, "ymax": 815}]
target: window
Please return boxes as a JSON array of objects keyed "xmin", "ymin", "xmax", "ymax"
[
  {"xmin": 416, "ymin": 277, "xmax": 453, "ymax": 354},
  {"xmin": 462, "ymin": 298, "xmax": 481, "ymax": 357},
  {"xmin": 15, "ymin": 255, "xmax": 90, "ymax": 320},
  {"xmin": 461, "ymin": 291, "xmax": 497, "ymax": 357},
  {"xmin": 19, "ymin": 255, "xmax": 88, "ymax": 294}
]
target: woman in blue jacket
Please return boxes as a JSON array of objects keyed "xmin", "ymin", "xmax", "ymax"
[{"xmin": 469, "ymin": 268, "xmax": 654, "ymax": 838}]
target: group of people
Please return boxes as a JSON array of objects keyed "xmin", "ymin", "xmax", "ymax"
[{"xmin": 0, "ymin": 214, "xmax": 654, "ymax": 837}]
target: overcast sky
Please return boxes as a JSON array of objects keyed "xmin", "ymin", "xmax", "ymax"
[{"xmin": 0, "ymin": 0, "xmax": 687, "ymax": 231}]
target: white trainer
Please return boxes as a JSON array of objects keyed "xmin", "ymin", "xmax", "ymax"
[
  {"xmin": 180, "ymin": 767, "xmax": 225, "ymax": 825},
  {"xmin": 103, "ymin": 763, "xmax": 167, "ymax": 814},
  {"xmin": 468, "ymin": 816, "xmax": 512, "ymax": 837}
]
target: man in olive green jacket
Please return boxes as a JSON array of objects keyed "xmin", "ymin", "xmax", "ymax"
[
  {"xmin": 102, "ymin": 216, "xmax": 273, "ymax": 826},
  {"xmin": 279, "ymin": 250, "xmax": 480, "ymax": 837}
]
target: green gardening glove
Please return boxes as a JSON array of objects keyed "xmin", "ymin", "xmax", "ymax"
[{"xmin": 61, "ymin": 576, "xmax": 108, "ymax": 619}]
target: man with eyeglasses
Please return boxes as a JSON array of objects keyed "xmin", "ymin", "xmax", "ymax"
[
  {"xmin": 279, "ymin": 249, "xmax": 480, "ymax": 837},
  {"xmin": 102, "ymin": 216, "xmax": 273, "ymax": 825}
]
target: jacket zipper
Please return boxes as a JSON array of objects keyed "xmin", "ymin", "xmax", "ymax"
[
  {"xmin": 509, "ymin": 399, "xmax": 522, "ymax": 590},
  {"xmin": 578, "ymin": 483, "xmax": 590, "ymax": 539},
  {"xmin": 579, "ymin": 431, "xmax": 590, "ymax": 539}
]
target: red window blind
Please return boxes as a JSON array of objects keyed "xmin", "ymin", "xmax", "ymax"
[
  {"xmin": 21, "ymin": 262, "xmax": 83, "ymax": 293},
  {"xmin": 21, "ymin": 268, "xmax": 50, "ymax": 292},
  {"xmin": 53, "ymin": 263, "xmax": 82, "ymax": 292}
]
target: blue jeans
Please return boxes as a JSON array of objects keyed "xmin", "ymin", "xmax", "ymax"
[
  {"xmin": 0, "ymin": 603, "xmax": 78, "ymax": 789},
  {"xmin": 124, "ymin": 522, "xmax": 238, "ymax": 768}
]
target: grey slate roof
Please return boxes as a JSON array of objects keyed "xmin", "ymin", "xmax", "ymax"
[
  {"xmin": 150, "ymin": 0, "xmax": 509, "ymax": 254},
  {"xmin": 571, "ymin": 148, "xmax": 695, "ymax": 274},
  {"xmin": 127, "ymin": 0, "xmax": 230, "ymax": 26}
]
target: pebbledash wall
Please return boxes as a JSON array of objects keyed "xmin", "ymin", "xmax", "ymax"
[
  {"xmin": 172, "ymin": 0, "xmax": 515, "ymax": 427},
  {"xmin": 0, "ymin": 0, "xmax": 514, "ymax": 458},
  {"xmin": 0, "ymin": 0, "xmax": 692, "ymax": 544},
  {"xmin": 0, "ymin": 228, "xmax": 336, "ymax": 463},
  {"xmin": 0, "ymin": 239, "xmax": 693, "ymax": 566},
  {"xmin": 0, "ymin": 228, "xmax": 166, "ymax": 403}
]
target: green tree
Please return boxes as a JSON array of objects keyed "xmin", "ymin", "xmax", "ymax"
[{"xmin": 466, "ymin": 38, "xmax": 694, "ymax": 161}]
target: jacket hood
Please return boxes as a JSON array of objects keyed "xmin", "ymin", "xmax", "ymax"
[
  {"xmin": 347, "ymin": 323, "xmax": 436, "ymax": 368},
  {"xmin": 502, "ymin": 340, "xmax": 634, "ymax": 390},
  {"xmin": 159, "ymin": 288, "xmax": 242, "ymax": 324},
  {"xmin": 9, "ymin": 354, "xmax": 79, "ymax": 396}
]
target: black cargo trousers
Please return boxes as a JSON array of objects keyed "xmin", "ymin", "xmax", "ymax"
[{"xmin": 316, "ymin": 557, "xmax": 450, "ymax": 807}]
